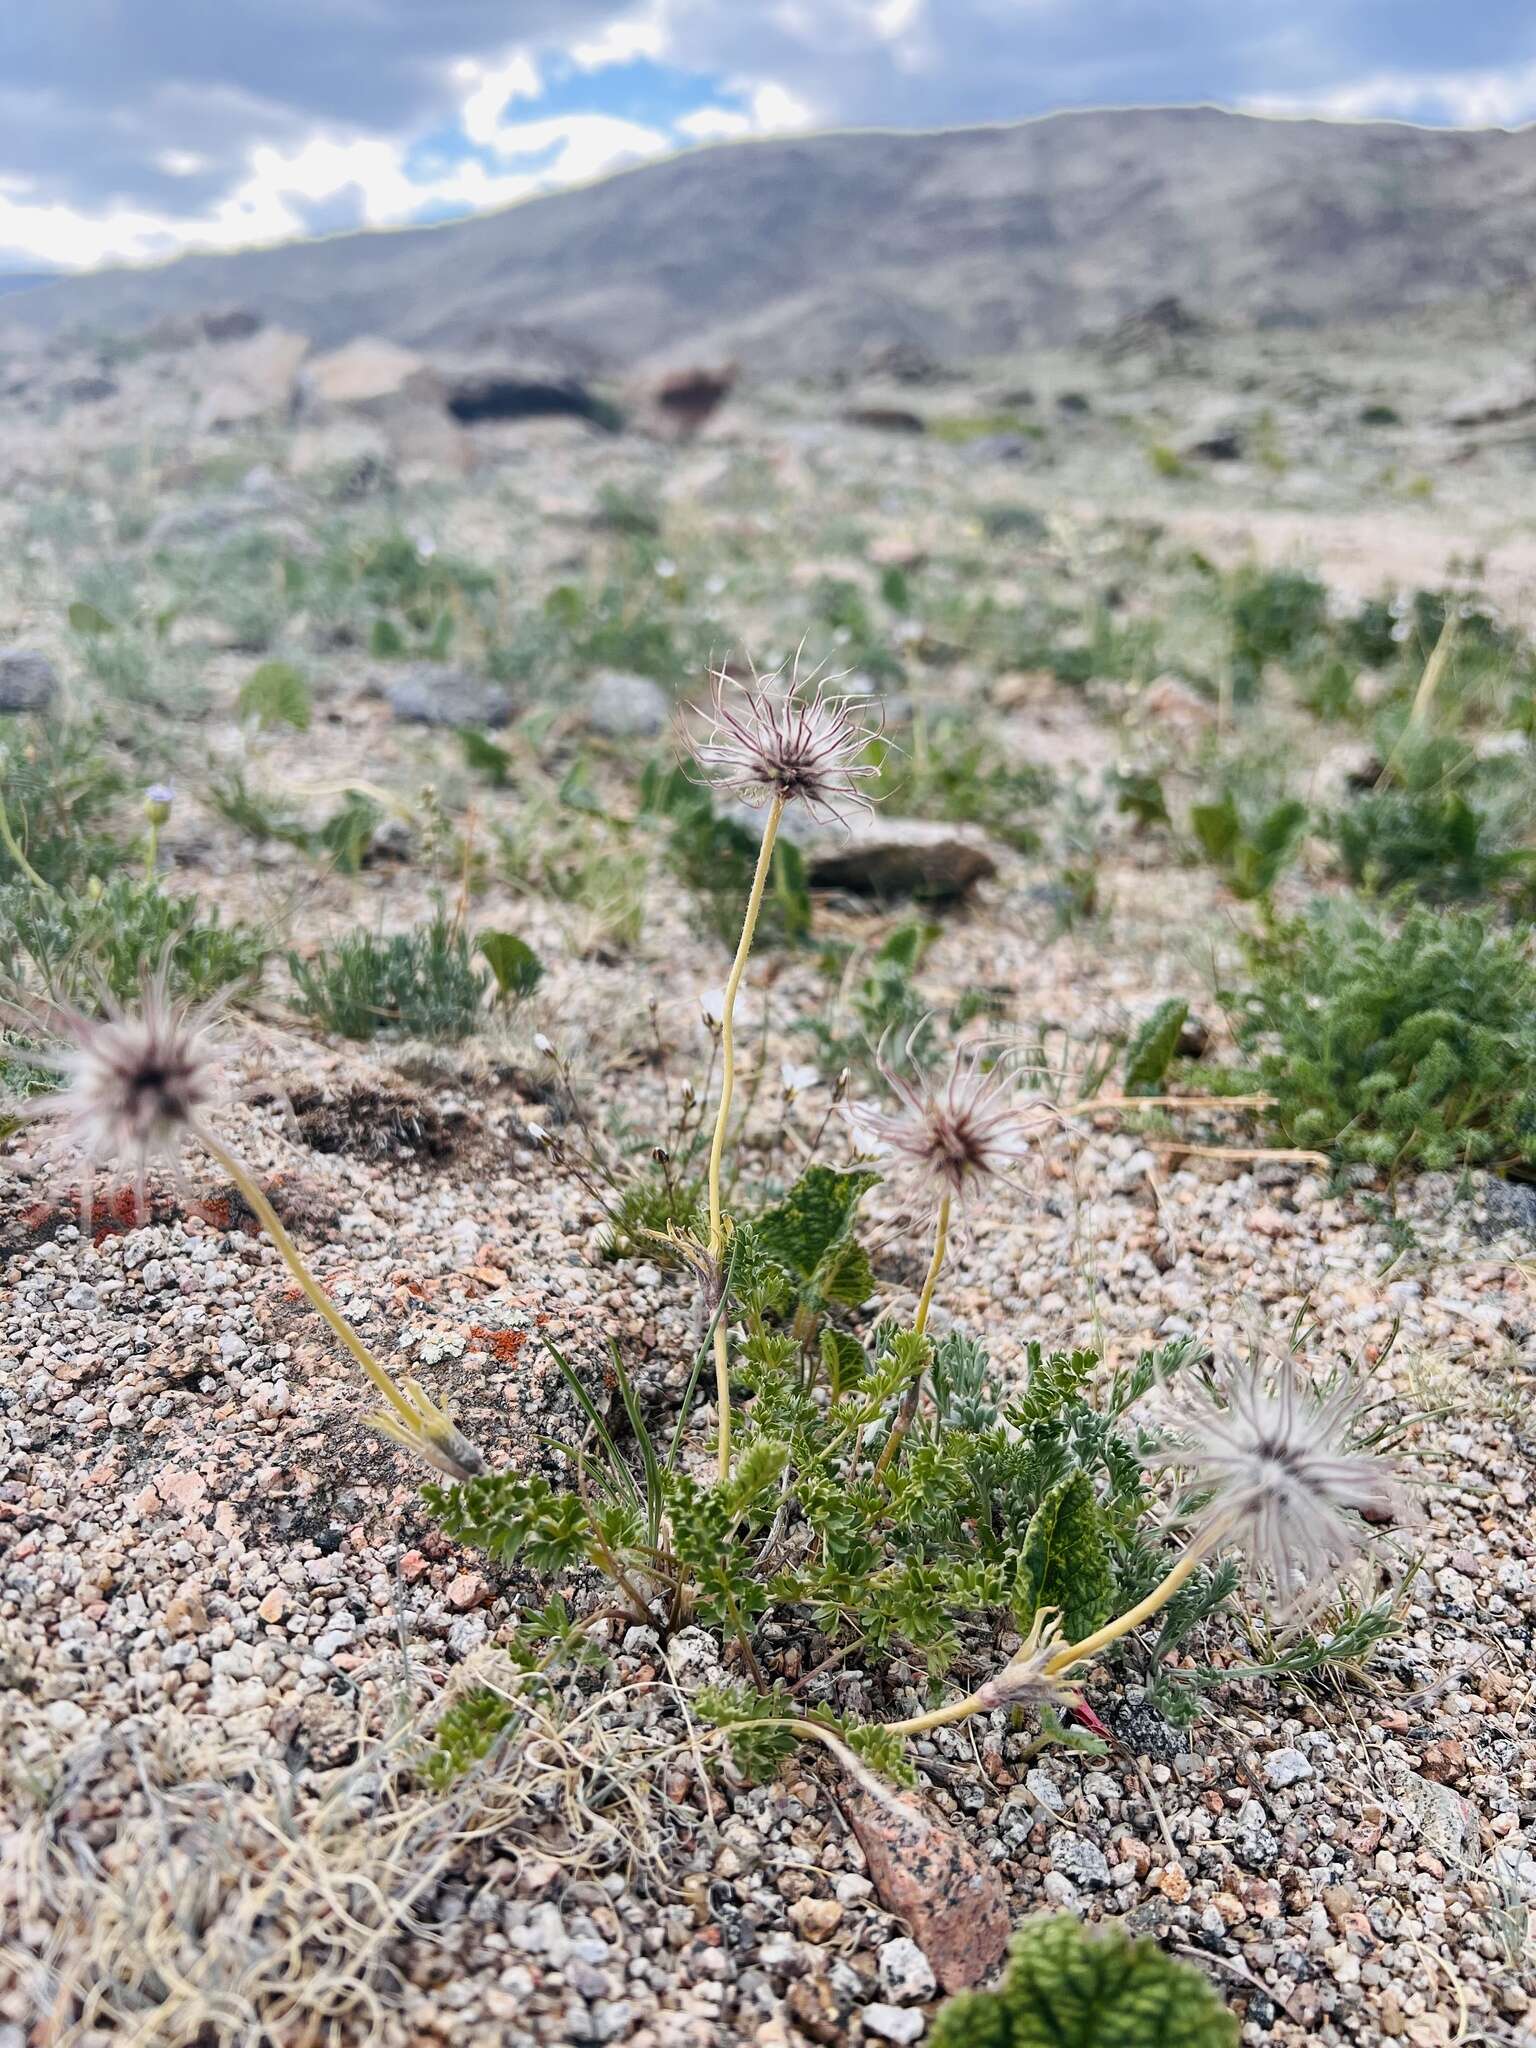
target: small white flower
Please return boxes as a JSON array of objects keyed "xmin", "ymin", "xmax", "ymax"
[
  {"xmin": 524, "ymin": 1120, "xmax": 549, "ymax": 1144},
  {"xmin": 533, "ymin": 1032, "xmax": 555, "ymax": 1056},
  {"xmin": 779, "ymin": 1060, "xmax": 820, "ymax": 1100},
  {"xmin": 699, "ymin": 987, "xmax": 726, "ymax": 1028}
]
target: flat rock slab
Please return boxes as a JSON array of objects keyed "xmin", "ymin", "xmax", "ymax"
[
  {"xmin": 798, "ymin": 815, "xmax": 1000, "ymax": 901},
  {"xmin": 0, "ymin": 647, "xmax": 58, "ymax": 713},
  {"xmin": 385, "ymin": 662, "xmax": 514, "ymax": 728}
]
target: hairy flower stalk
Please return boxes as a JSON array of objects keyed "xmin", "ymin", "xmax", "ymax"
[
  {"xmin": 8, "ymin": 978, "xmax": 485, "ymax": 1480},
  {"xmin": 689, "ymin": 663, "xmax": 881, "ymax": 1479}
]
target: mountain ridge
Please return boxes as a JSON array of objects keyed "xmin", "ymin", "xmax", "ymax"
[{"xmin": 5, "ymin": 106, "xmax": 1536, "ymax": 373}]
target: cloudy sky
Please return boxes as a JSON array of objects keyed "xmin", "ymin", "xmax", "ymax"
[{"xmin": 4, "ymin": 1, "xmax": 1536, "ymax": 273}]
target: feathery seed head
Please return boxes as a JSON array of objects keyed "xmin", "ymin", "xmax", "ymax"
[
  {"xmin": 689, "ymin": 659, "xmax": 882, "ymax": 827},
  {"xmin": 6, "ymin": 975, "xmax": 225, "ymax": 1223},
  {"xmin": 1145, "ymin": 1348, "xmax": 1403, "ymax": 1617},
  {"xmin": 845, "ymin": 1041, "xmax": 1051, "ymax": 1209}
]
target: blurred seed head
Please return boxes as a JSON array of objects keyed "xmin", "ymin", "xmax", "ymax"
[
  {"xmin": 845, "ymin": 1040, "xmax": 1052, "ymax": 1210},
  {"xmin": 1144, "ymin": 1346, "xmax": 1405, "ymax": 1618},
  {"xmin": 5, "ymin": 972, "xmax": 226, "ymax": 1226}
]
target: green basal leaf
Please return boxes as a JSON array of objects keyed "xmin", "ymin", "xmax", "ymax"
[
  {"xmin": 479, "ymin": 928, "xmax": 545, "ymax": 1000},
  {"xmin": 1015, "ymin": 1471, "xmax": 1114, "ymax": 1642}
]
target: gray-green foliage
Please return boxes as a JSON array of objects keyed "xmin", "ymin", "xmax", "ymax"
[
  {"xmin": 930, "ymin": 1915, "xmax": 1237, "ymax": 2048},
  {"xmin": 423, "ymin": 1162, "xmax": 1227, "ymax": 1747},
  {"xmin": 1224, "ymin": 901, "xmax": 1536, "ymax": 1173},
  {"xmin": 5, "ymin": 874, "xmax": 266, "ymax": 1006},
  {"xmin": 289, "ymin": 913, "xmax": 487, "ymax": 1040}
]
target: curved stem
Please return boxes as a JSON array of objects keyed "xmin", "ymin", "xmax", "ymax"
[
  {"xmin": 197, "ymin": 1130, "xmax": 484, "ymax": 1477},
  {"xmin": 884, "ymin": 1521, "xmax": 1232, "ymax": 1740},
  {"xmin": 706, "ymin": 793, "xmax": 785, "ymax": 1482},
  {"xmin": 1042, "ymin": 1517, "xmax": 1231, "ymax": 1673},
  {"xmin": 0, "ymin": 801, "xmax": 47, "ymax": 891},
  {"xmin": 870, "ymin": 1192, "xmax": 949, "ymax": 1486}
]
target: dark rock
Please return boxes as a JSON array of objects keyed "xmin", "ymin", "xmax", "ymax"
[
  {"xmin": 1110, "ymin": 1697, "xmax": 1183, "ymax": 1763},
  {"xmin": 384, "ymin": 662, "xmax": 513, "ymax": 728},
  {"xmin": 1056, "ymin": 390, "xmax": 1092, "ymax": 414},
  {"xmin": 651, "ymin": 363, "xmax": 736, "ymax": 439},
  {"xmin": 843, "ymin": 405, "xmax": 926, "ymax": 434},
  {"xmin": 802, "ymin": 816, "xmax": 998, "ymax": 901},
  {"xmin": 584, "ymin": 671, "xmax": 669, "ymax": 739},
  {"xmin": 0, "ymin": 647, "xmax": 59, "ymax": 713},
  {"xmin": 201, "ymin": 306, "xmax": 263, "ymax": 343},
  {"xmin": 58, "ymin": 373, "xmax": 118, "ymax": 405},
  {"xmin": 1190, "ymin": 429, "xmax": 1243, "ymax": 460},
  {"xmin": 859, "ymin": 338, "xmax": 950, "ymax": 385},
  {"xmin": 442, "ymin": 363, "xmax": 619, "ymax": 431}
]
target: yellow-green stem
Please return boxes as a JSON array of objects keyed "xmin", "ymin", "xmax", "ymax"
[
  {"xmin": 0, "ymin": 802, "xmax": 46, "ymax": 891},
  {"xmin": 1042, "ymin": 1517, "xmax": 1231, "ymax": 1672},
  {"xmin": 870, "ymin": 1192, "xmax": 950, "ymax": 1485},
  {"xmin": 882, "ymin": 1520, "xmax": 1231, "ymax": 1739},
  {"xmin": 707, "ymin": 792, "xmax": 785, "ymax": 1482},
  {"xmin": 143, "ymin": 824, "xmax": 160, "ymax": 884},
  {"xmin": 198, "ymin": 1129, "xmax": 451, "ymax": 1438},
  {"xmin": 912, "ymin": 1192, "xmax": 949, "ymax": 1339}
]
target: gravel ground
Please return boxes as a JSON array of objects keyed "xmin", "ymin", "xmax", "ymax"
[
  {"xmin": 4, "ymin": 848, "xmax": 1534, "ymax": 2046},
  {"xmin": 4, "ymin": 347, "xmax": 1536, "ymax": 2045}
]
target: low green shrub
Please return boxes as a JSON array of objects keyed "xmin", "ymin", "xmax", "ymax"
[
  {"xmin": 289, "ymin": 914, "xmax": 487, "ymax": 1040},
  {"xmin": 1224, "ymin": 902, "xmax": 1536, "ymax": 1173},
  {"xmin": 5, "ymin": 874, "xmax": 266, "ymax": 1005},
  {"xmin": 931, "ymin": 1914, "xmax": 1237, "ymax": 2048}
]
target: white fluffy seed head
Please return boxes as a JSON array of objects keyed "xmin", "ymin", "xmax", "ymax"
[
  {"xmin": 1145, "ymin": 1348, "xmax": 1403, "ymax": 1618},
  {"xmin": 6, "ymin": 975, "xmax": 225, "ymax": 1223},
  {"xmin": 688, "ymin": 659, "xmax": 882, "ymax": 827},
  {"xmin": 845, "ymin": 1042, "xmax": 1051, "ymax": 1210}
]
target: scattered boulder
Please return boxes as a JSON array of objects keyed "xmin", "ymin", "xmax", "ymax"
[
  {"xmin": 1101, "ymin": 294, "xmax": 1207, "ymax": 360},
  {"xmin": 201, "ymin": 307, "xmax": 263, "ymax": 343},
  {"xmin": 1188, "ymin": 427, "xmax": 1244, "ymax": 460},
  {"xmin": 0, "ymin": 647, "xmax": 58, "ymax": 713},
  {"xmin": 300, "ymin": 337, "xmax": 444, "ymax": 416},
  {"xmin": 800, "ymin": 816, "xmax": 998, "ymax": 901},
  {"xmin": 194, "ymin": 327, "xmax": 310, "ymax": 431},
  {"xmin": 1056, "ymin": 390, "xmax": 1092, "ymax": 415},
  {"xmin": 650, "ymin": 362, "xmax": 736, "ymax": 440},
  {"xmin": 57, "ymin": 373, "xmax": 118, "ymax": 406},
  {"xmin": 1444, "ymin": 374, "xmax": 1536, "ymax": 429},
  {"xmin": 843, "ymin": 405, "xmax": 926, "ymax": 434},
  {"xmin": 441, "ymin": 362, "xmax": 618, "ymax": 431},
  {"xmin": 288, "ymin": 417, "xmax": 393, "ymax": 493},
  {"xmin": 859, "ymin": 338, "xmax": 950, "ymax": 385},
  {"xmin": 584, "ymin": 670, "xmax": 670, "ymax": 739},
  {"xmin": 384, "ymin": 662, "xmax": 513, "ymax": 728}
]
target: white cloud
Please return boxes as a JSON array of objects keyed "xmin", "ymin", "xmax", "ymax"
[
  {"xmin": 155, "ymin": 148, "xmax": 210, "ymax": 177},
  {"xmin": 454, "ymin": 50, "xmax": 542, "ymax": 147},
  {"xmin": 569, "ymin": 11, "xmax": 668, "ymax": 69},
  {"xmin": 675, "ymin": 105, "xmax": 757, "ymax": 141},
  {"xmin": 1243, "ymin": 60, "xmax": 1536, "ymax": 128},
  {"xmin": 746, "ymin": 81, "xmax": 816, "ymax": 131}
]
